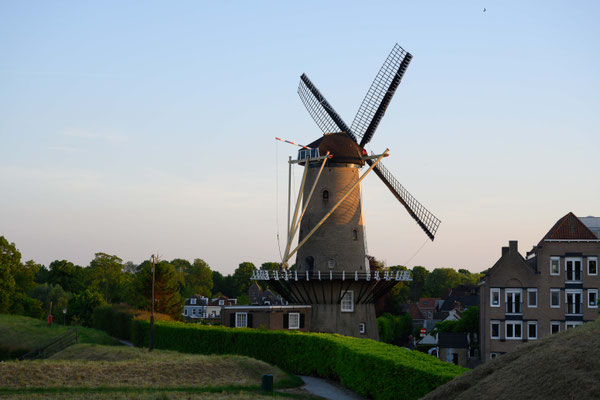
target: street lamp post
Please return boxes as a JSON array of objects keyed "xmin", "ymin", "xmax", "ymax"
[{"xmin": 149, "ymin": 254, "xmax": 156, "ymax": 352}]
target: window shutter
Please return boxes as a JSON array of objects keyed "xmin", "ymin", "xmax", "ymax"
[
  {"xmin": 230, "ymin": 313, "xmax": 235, "ymax": 327},
  {"xmin": 300, "ymin": 314, "xmax": 305, "ymax": 328},
  {"xmin": 283, "ymin": 313, "xmax": 289, "ymax": 328},
  {"xmin": 247, "ymin": 313, "xmax": 253, "ymax": 328}
]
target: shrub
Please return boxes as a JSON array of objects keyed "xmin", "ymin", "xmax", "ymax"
[
  {"xmin": 131, "ymin": 320, "xmax": 466, "ymax": 400},
  {"xmin": 91, "ymin": 304, "xmax": 174, "ymax": 340},
  {"xmin": 377, "ymin": 313, "xmax": 413, "ymax": 345}
]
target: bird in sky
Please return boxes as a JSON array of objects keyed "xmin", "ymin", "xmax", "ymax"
[{"xmin": 483, "ymin": 8, "xmax": 486, "ymax": 12}]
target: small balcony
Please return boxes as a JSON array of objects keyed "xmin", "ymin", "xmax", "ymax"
[{"xmin": 505, "ymin": 301, "xmax": 522, "ymax": 315}]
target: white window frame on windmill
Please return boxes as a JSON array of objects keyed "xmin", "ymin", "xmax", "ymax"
[
  {"xmin": 298, "ymin": 148, "xmax": 320, "ymax": 161},
  {"xmin": 327, "ymin": 258, "xmax": 335, "ymax": 269},
  {"xmin": 341, "ymin": 291, "xmax": 354, "ymax": 312}
]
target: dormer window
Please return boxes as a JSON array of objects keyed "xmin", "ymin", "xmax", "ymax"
[
  {"xmin": 218, "ymin": 300, "xmax": 224, "ymax": 305},
  {"xmin": 191, "ymin": 298, "xmax": 196, "ymax": 305}
]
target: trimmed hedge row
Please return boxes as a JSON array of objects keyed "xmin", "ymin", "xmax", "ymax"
[
  {"xmin": 131, "ymin": 320, "xmax": 466, "ymax": 400},
  {"xmin": 91, "ymin": 305, "xmax": 173, "ymax": 341}
]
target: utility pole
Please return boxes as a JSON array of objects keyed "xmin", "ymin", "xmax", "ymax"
[{"xmin": 149, "ymin": 254, "xmax": 156, "ymax": 352}]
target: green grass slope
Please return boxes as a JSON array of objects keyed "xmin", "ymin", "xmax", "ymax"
[
  {"xmin": 0, "ymin": 343, "xmax": 308, "ymax": 399},
  {"xmin": 0, "ymin": 314, "xmax": 120, "ymax": 360},
  {"xmin": 423, "ymin": 318, "xmax": 600, "ymax": 400}
]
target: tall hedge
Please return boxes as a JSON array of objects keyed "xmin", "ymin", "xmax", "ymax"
[{"xmin": 131, "ymin": 320, "xmax": 466, "ymax": 400}]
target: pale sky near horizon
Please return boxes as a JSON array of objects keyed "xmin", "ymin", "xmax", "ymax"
[{"xmin": 1, "ymin": 1, "xmax": 599, "ymax": 275}]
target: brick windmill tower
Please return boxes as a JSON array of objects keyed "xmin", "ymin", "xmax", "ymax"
[{"xmin": 253, "ymin": 44, "xmax": 440, "ymax": 340}]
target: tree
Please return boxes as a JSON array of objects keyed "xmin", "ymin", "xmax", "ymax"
[
  {"xmin": 212, "ymin": 270, "xmax": 236, "ymax": 298},
  {"xmin": 48, "ymin": 260, "xmax": 87, "ymax": 294},
  {"xmin": 182, "ymin": 259, "xmax": 213, "ymax": 298},
  {"xmin": 424, "ymin": 268, "xmax": 462, "ymax": 298},
  {"xmin": 88, "ymin": 253, "xmax": 125, "ymax": 303},
  {"xmin": 12, "ymin": 260, "xmax": 40, "ymax": 295},
  {"xmin": 30, "ymin": 283, "xmax": 71, "ymax": 318},
  {"xmin": 260, "ymin": 262, "xmax": 280, "ymax": 273},
  {"xmin": 458, "ymin": 269, "xmax": 484, "ymax": 286},
  {"xmin": 0, "ymin": 236, "xmax": 19, "ymax": 312},
  {"xmin": 386, "ymin": 265, "xmax": 410, "ymax": 313},
  {"xmin": 66, "ymin": 289, "xmax": 105, "ymax": 326},
  {"xmin": 135, "ymin": 260, "xmax": 183, "ymax": 319},
  {"xmin": 409, "ymin": 266, "xmax": 429, "ymax": 301},
  {"xmin": 233, "ymin": 262, "xmax": 256, "ymax": 297}
]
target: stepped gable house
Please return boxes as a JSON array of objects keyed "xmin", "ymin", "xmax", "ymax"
[{"xmin": 479, "ymin": 212, "xmax": 600, "ymax": 361}]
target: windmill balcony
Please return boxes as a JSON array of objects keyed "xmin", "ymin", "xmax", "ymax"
[{"xmin": 251, "ymin": 269, "xmax": 412, "ymax": 282}]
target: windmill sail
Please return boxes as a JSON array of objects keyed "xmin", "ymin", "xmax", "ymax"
[
  {"xmin": 366, "ymin": 157, "xmax": 440, "ymax": 240},
  {"xmin": 298, "ymin": 74, "xmax": 358, "ymax": 142},
  {"xmin": 351, "ymin": 44, "xmax": 412, "ymax": 147}
]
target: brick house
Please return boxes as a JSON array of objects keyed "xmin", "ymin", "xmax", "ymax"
[
  {"xmin": 205, "ymin": 296, "xmax": 237, "ymax": 318},
  {"xmin": 479, "ymin": 213, "xmax": 600, "ymax": 362},
  {"xmin": 221, "ymin": 305, "xmax": 311, "ymax": 331}
]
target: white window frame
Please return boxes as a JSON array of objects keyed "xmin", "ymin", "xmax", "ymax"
[
  {"xmin": 550, "ymin": 289, "xmax": 561, "ymax": 308},
  {"xmin": 565, "ymin": 289, "xmax": 583, "ymax": 315},
  {"xmin": 341, "ymin": 290, "xmax": 354, "ymax": 312},
  {"xmin": 490, "ymin": 352, "xmax": 499, "ymax": 360},
  {"xmin": 527, "ymin": 321, "xmax": 537, "ymax": 340},
  {"xmin": 192, "ymin": 308, "xmax": 197, "ymax": 315},
  {"xmin": 490, "ymin": 288, "xmax": 500, "ymax": 307},
  {"xmin": 527, "ymin": 288, "xmax": 538, "ymax": 308},
  {"xmin": 218, "ymin": 300, "xmax": 224, "ymax": 305},
  {"xmin": 550, "ymin": 321, "xmax": 561, "ymax": 335},
  {"xmin": 359, "ymin": 323, "xmax": 366, "ymax": 334},
  {"xmin": 505, "ymin": 321, "xmax": 522, "ymax": 340},
  {"xmin": 566, "ymin": 321, "xmax": 583, "ymax": 330},
  {"xmin": 490, "ymin": 320, "xmax": 500, "ymax": 339},
  {"xmin": 190, "ymin": 298, "xmax": 196, "ymax": 305},
  {"xmin": 588, "ymin": 289, "xmax": 598, "ymax": 308},
  {"xmin": 565, "ymin": 257, "xmax": 583, "ymax": 282},
  {"xmin": 588, "ymin": 257, "xmax": 598, "ymax": 276},
  {"xmin": 288, "ymin": 312, "xmax": 300, "ymax": 329},
  {"xmin": 184, "ymin": 309, "xmax": 188, "ymax": 316},
  {"xmin": 550, "ymin": 257, "xmax": 560, "ymax": 276},
  {"xmin": 235, "ymin": 312, "xmax": 248, "ymax": 328},
  {"xmin": 505, "ymin": 289, "xmax": 522, "ymax": 314}
]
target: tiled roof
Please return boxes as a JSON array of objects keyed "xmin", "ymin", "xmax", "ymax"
[
  {"xmin": 539, "ymin": 212, "xmax": 598, "ymax": 245},
  {"xmin": 418, "ymin": 298, "xmax": 440, "ymax": 309},
  {"xmin": 407, "ymin": 303, "xmax": 425, "ymax": 320}
]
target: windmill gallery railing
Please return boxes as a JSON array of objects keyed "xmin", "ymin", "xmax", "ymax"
[{"xmin": 251, "ymin": 269, "xmax": 412, "ymax": 282}]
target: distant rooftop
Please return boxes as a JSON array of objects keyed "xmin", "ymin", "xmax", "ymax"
[{"xmin": 579, "ymin": 216, "xmax": 600, "ymax": 239}]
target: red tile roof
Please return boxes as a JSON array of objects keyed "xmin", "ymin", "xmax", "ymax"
[
  {"xmin": 408, "ymin": 303, "xmax": 425, "ymax": 320},
  {"xmin": 418, "ymin": 298, "xmax": 440, "ymax": 309},
  {"xmin": 539, "ymin": 212, "xmax": 598, "ymax": 245}
]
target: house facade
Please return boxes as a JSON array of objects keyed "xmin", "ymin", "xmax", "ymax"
[
  {"xmin": 222, "ymin": 305, "xmax": 312, "ymax": 331},
  {"xmin": 480, "ymin": 213, "xmax": 600, "ymax": 362},
  {"xmin": 183, "ymin": 295, "xmax": 209, "ymax": 319}
]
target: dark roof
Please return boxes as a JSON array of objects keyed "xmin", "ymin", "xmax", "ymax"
[
  {"xmin": 305, "ymin": 132, "xmax": 364, "ymax": 166},
  {"xmin": 439, "ymin": 295, "xmax": 479, "ymax": 312},
  {"xmin": 185, "ymin": 296, "xmax": 208, "ymax": 306},
  {"xmin": 418, "ymin": 298, "xmax": 440, "ymax": 309},
  {"xmin": 539, "ymin": 212, "xmax": 598, "ymax": 245},
  {"xmin": 438, "ymin": 332, "xmax": 469, "ymax": 348}
]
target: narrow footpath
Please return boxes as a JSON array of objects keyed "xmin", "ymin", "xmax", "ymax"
[{"xmin": 299, "ymin": 376, "xmax": 364, "ymax": 400}]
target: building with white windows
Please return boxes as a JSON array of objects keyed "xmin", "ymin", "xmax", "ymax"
[{"xmin": 479, "ymin": 212, "xmax": 599, "ymax": 362}]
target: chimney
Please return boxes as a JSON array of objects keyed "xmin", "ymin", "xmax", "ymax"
[
  {"xmin": 509, "ymin": 240, "xmax": 518, "ymax": 254},
  {"xmin": 502, "ymin": 247, "xmax": 509, "ymax": 257}
]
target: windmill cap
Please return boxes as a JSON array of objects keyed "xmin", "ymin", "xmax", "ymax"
[{"xmin": 304, "ymin": 132, "xmax": 364, "ymax": 166}]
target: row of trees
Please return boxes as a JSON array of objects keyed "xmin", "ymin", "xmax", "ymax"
[{"xmin": 0, "ymin": 236, "xmax": 278, "ymax": 323}]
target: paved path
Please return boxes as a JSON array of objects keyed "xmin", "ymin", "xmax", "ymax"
[{"xmin": 299, "ymin": 376, "xmax": 364, "ymax": 400}]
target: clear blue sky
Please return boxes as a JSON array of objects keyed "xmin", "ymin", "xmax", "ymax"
[{"xmin": 1, "ymin": 1, "xmax": 599, "ymax": 274}]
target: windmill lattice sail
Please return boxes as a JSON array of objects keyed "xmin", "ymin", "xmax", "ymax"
[
  {"xmin": 367, "ymin": 157, "xmax": 440, "ymax": 240},
  {"xmin": 298, "ymin": 74, "xmax": 357, "ymax": 142},
  {"xmin": 351, "ymin": 44, "xmax": 412, "ymax": 147}
]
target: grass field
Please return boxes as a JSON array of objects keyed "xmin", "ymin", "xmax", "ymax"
[
  {"xmin": 423, "ymin": 318, "xmax": 600, "ymax": 400},
  {"xmin": 0, "ymin": 315, "xmax": 312, "ymax": 399},
  {"xmin": 0, "ymin": 314, "xmax": 121, "ymax": 360}
]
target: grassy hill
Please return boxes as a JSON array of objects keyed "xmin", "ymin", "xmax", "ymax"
[
  {"xmin": 423, "ymin": 318, "xmax": 600, "ymax": 400},
  {"xmin": 0, "ymin": 314, "xmax": 120, "ymax": 360},
  {"xmin": 0, "ymin": 344, "xmax": 308, "ymax": 399}
]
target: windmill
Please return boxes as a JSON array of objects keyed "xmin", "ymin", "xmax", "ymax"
[{"xmin": 252, "ymin": 44, "xmax": 440, "ymax": 340}]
